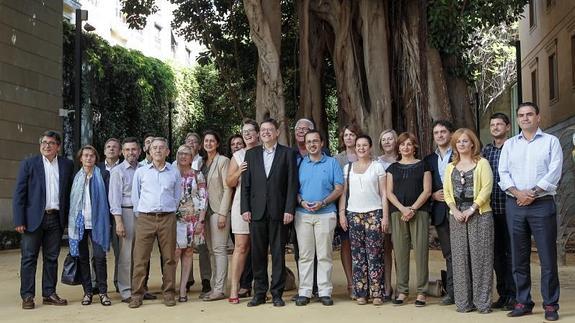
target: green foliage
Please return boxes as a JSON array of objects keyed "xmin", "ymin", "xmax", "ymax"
[
  {"xmin": 427, "ymin": 0, "xmax": 528, "ymax": 81},
  {"xmin": 63, "ymin": 22, "xmax": 176, "ymax": 156}
]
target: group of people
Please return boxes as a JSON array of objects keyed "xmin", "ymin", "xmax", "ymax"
[{"xmin": 13, "ymin": 102, "xmax": 563, "ymax": 321}]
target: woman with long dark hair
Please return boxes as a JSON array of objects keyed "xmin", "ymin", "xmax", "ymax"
[{"xmin": 201, "ymin": 130, "xmax": 233, "ymax": 301}]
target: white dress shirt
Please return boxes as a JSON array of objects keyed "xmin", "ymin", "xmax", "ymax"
[
  {"xmin": 263, "ymin": 143, "xmax": 277, "ymax": 178},
  {"xmin": 42, "ymin": 155, "xmax": 60, "ymax": 210}
]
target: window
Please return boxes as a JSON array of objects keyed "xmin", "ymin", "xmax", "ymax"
[
  {"xmin": 154, "ymin": 24, "xmax": 162, "ymax": 47},
  {"xmin": 529, "ymin": 1, "xmax": 536, "ymax": 29},
  {"xmin": 548, "ymin": 52, "xmax": 558, "ymax": 101},
  {"xmin": 115, "ymin": 0, "xmax": 127, "ymax": 23},
  {"xmin": 531, "ymin": 69, "xmax": 538, "ymax": 105}
]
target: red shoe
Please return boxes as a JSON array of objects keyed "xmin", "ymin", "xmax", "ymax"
[{"xmin": 228, "ymin": 297, "xmax": 240, "ymax": 304}]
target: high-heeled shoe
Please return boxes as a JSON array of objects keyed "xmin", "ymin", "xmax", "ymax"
[
  {"xmin": 237, "ymin": 289, "xmax": 251, "ymax": 298},
  {"xmin": 228, "ymin": 297, "xmax": 240, "ymax": 304}
]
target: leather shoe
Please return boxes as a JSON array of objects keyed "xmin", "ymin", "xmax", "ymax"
[
  {"xmin": 272, "ymin": 297, "xmax": 285, "ymax": 307},
  {"xmin": 507, "ymin": 303, "xmax": 533, "ymax": 317},
  {"xmin": 128, "ymin": 298, "xmax": 142, "ymax": 309},
  {"xmin": 121, "ymin": 297, "xmax": 132, "ymax": 303},
  {"xmin": 492, "ymin": 296, "xmax": 508, "ymax": 309},
  {"xmin": 164, "ymin": 295, "xmax": 176, "ymax": 307},
  {"xmin": 440, "ymin": 294, "xmax": 454, "ymax": 306},
  {"xmin": 42, "ymin": 293, "xmax": 67, "ymax": 306},
  {"xmin": 143, "ymin": 292, "xmax": 157, "ymax": 300},
  {"xmin": 247, "ymin": 297, "xmax": 266, "ymax": 307},
  {"xmin": 319, "ymin": 296, "xmax": 334, "ymax": 306},
  {"xmin": 203, "ymin": 292, "xmax": 226, "ymax": 301},
  {"xmin": 22, "ymin": 296, "xmax": 35, "ymax": 309},
  {"xmin": 295, "ymin": 296, "xmax": 310, "ymax": 306},
  {"xmin": 544, "ymin": 306, "xmax": 559, "ymax": 321}
]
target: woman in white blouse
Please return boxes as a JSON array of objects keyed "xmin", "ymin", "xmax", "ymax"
[{"xmin": 339, "ymin": 135, "xmax": 388, "ymax": 306}]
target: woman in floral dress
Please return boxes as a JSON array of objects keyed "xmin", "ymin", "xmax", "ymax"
[{"xmin": 174, "ymin": 145, "xmax": 207, "ymax": 302}]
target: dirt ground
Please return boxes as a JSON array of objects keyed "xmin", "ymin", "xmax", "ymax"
[{"xmin": 0, "ymin": 248, "xmax": 573, "ymax": 323}]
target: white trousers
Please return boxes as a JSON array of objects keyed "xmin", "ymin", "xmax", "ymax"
[{"xmin": 294, "ymin": 211, "xmax": 337, "ymax": 298}]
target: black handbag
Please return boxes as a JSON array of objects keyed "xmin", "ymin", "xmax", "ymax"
[{"xmin": 61, "ymin": 253, "xmax": 81, "ymax": 285}]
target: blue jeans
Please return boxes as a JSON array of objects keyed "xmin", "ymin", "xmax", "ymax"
[{"xmin": 20, "ymin": 212, "xmax": 63, "ymax": 299}]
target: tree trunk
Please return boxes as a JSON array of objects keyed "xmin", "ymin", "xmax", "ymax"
[
  {"xmin": 358, "ymin": 0, "xmax": 393, "ymax": 154},
  {"xmin": 442, "ymin": 54, "xmax": 475, "ymax": 130},
  {"xmin": 298, "ymin": 0, "xmax": 328, "ymax": 140},
  {"xmin": 244, "ymin": 0, "xmax": 289, "ymax": 144},
  {"xmin": 427, "ymin": 46, "xmax": 452, "ymax": 121}
]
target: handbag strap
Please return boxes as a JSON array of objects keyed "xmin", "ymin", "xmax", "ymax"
[{"xmin": 345, "ymin": 161, "xmax": 352, "ymax": 210}]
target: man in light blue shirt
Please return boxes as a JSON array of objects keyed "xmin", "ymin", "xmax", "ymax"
[
  {"xmin": 294, "ymin": 130, "xmax": 343, "ymax": 306},
  {"xmin": 129, "ymin": 137, "xmax": 182, "ymax": 309},
  {"xmin": 498, "ymin": 102, "xmax": 563, "ymax": 321}
]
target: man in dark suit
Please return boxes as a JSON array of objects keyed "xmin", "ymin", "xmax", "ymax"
[
  {"xmin": 241, "ymin": 118, "xmax": 298, "ymax": 307},
  {"xmin": 423, "ymin": 120, "xmax": 455, "ymax": 305},
  {"xmin": 13, "ymin": 130, "xmax": 74, "ymax": 309},
  {"xmin": 94, "ymin": 137, "xmax": 121, "ymax": 294}
]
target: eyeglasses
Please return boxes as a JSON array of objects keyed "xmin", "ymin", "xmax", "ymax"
[
  {"xmin": 460, "ymin": 171, "xmax": 466, "ymax": 185},
  {"xmin": 242, "ymin": 128, "xmax": 256, "ymax": 135},
  {"xmin": 260, "ymin": 128, "xmax": 275, "ymax": 133},
  {"xmin": 296, "ymin": 127, "xmax": 310, "ymax": 133},
  {"xmin": 305, "ymin": 139, "xmax": 321, "ymax": 145},
  {"xmin": 40, "ymin": 141, "xmax": 58, "ymax": 147}
]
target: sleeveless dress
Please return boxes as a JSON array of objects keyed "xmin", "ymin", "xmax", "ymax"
[{"xmin": 231, "ymin": 149, "xmax": 249, "ymax": 234}]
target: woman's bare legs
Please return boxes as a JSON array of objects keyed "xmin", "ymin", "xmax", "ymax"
[{"xmin": 229, "ymin": 234, "xmax": 250, "ymax": 299}]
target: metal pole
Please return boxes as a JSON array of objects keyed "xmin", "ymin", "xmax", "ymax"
[
  {"xmin": 475, "ymin": 91, "xmax": 480, "ymax": 137},
  {"xmin": 74, "ymin": 9, "xmax": 82, "ymax": 165},
  {"xmin": 168, "ymin": 102, "xmax": 174, "ymax": 161},
  {"xmin": 515, "ymin": 40, "xmax": 522, "ymax": 105}
]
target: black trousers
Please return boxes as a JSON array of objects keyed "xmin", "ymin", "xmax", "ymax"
[
  {"xmin": 250, "ymin": 213, "xmax": 288, "ymax": 299},
  {"xmin": 435, "ymin": 215, "xmax": 454, "ymax": 298},
  {"xmin": 79, "ymin": 229, "xmax": 108, "ymax": 295},
  {"xmin": 240, "ymin": 249, "xmax": 253, "ymax": 290},
  {"xmin": 506, "ymin": 198, "xmax": 559, "ymax": 309},
  {"xmin": 20, "ymin": 212, "xmax": 62, "ymax": 299},
  {"xmin": 493, "ymin": 211, "xmax": 515, "ymax": 298}
]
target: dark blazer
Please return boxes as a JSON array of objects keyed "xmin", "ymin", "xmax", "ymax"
[
  {"xmin": 424, "ymin": 152, "xmax": 452, "ymax": 226},
  {"xmin": 13, "ymin": 155, "xmax": 74, "ymax": 232},
  {"xmin": 241, "ymin": 144, "xmax": 298, "ymax": 221}
]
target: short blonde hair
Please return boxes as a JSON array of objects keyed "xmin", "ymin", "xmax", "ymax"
[
  {"xmin": 378, "ymin": 129, "xmax": 398, "ymax": 152},
  {"xmin": 450, "ymin": 128, "xmax": 481, "ymax": 164}
]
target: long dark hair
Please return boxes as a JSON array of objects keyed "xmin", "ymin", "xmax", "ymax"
[
  {"xmin": 199, "ymin": 130, "xmax": 222, "ymax": 160},
  {"xmin": 226, "ymin": 134, "xmax": 244, "ymax": 158}
]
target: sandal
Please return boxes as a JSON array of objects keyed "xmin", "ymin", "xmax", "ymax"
[
  {"xmin": 178, "ymin": 295, "xmax": 188, "ymax": 303},
  {"xmin": 81, "ymin": 293, "xmax": 93, "ymax": 305},
  {"xmin": 373, "ymin": 297, "xmax": 383, "ymax": 306},
  {"xmin": 99, "ymin": 294, "xmax": 111, "ymax": 306}
]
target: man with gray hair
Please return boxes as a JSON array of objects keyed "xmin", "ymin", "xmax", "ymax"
[{"xmin": 129, "ymin": 137, "xmax": 182, "ymax": 308}]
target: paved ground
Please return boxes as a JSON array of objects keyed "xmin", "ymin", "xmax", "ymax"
[{"xmin": 0, "ymin": 248, "xmax": 573, "ymax": 323}]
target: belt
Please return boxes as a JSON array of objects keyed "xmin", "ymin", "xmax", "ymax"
[
  {"xmin": 509, "ymin": 195, "xmax": 554, "ymax": 201},
  {"xmin": 121, "ymin": 205, "xmax": 133, "ymax": 209},
  {"xmin": 140, "ymin": 212, "xmax": 172, "ymax": 216},
  {"xmin": 44, "ymin": 209, "xmax": 59, "ymax": 215}
]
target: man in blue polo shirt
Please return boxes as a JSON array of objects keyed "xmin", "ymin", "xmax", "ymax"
[{"xmin": 294, "ymin": 130, "xmax": 343, "ymax": 306}]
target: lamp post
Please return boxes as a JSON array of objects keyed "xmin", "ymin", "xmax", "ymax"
[{"xmin": 74, "ymin": 9, "xmax": 89, "ymax": 167}]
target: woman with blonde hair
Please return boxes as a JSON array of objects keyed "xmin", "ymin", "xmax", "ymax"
[
  {"xmin": 377, "ymin": 129, "xmax": 398, "ymax": 301},
  {"xmin": 443, "ymin": 128, "xmax": 494, "ymax": 313},
  {"xmin": 174, "ymin": 145, "xmax": 207, "ymax": 302}
]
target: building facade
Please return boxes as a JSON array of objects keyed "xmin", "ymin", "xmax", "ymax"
[
  {"xmin": 0, "ymin": 0, "xmax": 64, "ymax": 233},
  {"xmin": 63, "ymin": 0, "xmax": 202, "ymax": 67},
  {"xmin": 518, "ymin": 0, "xmax": 575, "ymax": 259}
]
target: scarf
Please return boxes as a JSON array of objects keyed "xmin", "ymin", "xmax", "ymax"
[{"xmin": 68, "ymin": 167, "xmax": 110, "ymax": 257}]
